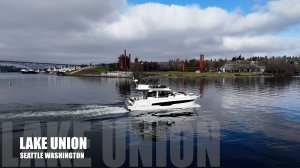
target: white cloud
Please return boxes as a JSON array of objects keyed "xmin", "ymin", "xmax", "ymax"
[
  {"xmin": 95, "ymin": 0, "xmax": 300, "ymax": 60},
  {"xmin": 101, "ymin": 1, "xmax": 300, "ymax": 39},
  {"xmin": 101, "ymin": 4, "xmax": 236, "ymax": 39},
  {"xmin": 222, "ymin": 36, "xmax": 300, "ymax": 53},
  {"xmin": 0, "ymin": 0, "xmax": 299, "ymax": 63},
  {"xmin": 268, "ymin": 0, "xmax": 300, "ymax": 18}
]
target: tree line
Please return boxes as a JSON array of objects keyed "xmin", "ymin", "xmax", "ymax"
[{"xmin": 129, "ymin": 55, "xmax": 300, "ymax": 76}]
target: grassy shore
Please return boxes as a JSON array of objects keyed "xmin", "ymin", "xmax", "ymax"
[
  {"xmin": 69, "ymin": 68, "xmax": 265, "ymax": 78},
  {"xmin": 141, "ymin": 71, "xmax": 262, "ymax": 77},
  {"xmin": 68, "ymin": 66, "xmax": 109, "ymax": 76}
]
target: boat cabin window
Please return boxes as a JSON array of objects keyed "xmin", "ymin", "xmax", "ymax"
[
  {"xmin": 146, "ymin": 91, "xmax": 173, "ymax": 98},
  {"xmin": 158, "ymin": 91, "xmax": 170, "ymax": 97},
  {"xmin": 146, "ymin": 91, "xmax": 156, "ymax": 98}
]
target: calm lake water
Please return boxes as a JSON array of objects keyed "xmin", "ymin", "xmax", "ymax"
[{"xmin": 0, "ymin": 73, "xmax": 299, "ymax": 167}]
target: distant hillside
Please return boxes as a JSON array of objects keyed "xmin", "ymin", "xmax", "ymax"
[{"xmin": 0, "ymin": 65, "xmax": 21, "ymax": 72}]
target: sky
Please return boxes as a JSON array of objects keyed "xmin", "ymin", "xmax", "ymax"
[{"xmin": 0, "ymin": 0, "xmax": 299, "ymax": 64}]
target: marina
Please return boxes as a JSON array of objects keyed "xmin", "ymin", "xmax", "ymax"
[{"xmin": 20, "ymin": 66, "xmax": 81, "ymax": 76}]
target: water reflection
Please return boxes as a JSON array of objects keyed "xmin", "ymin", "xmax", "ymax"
[
  {"xmin": 130, "ymin": 121, "xmax": 169, "ymax": 142},
  {"xmin": 199, "ymin": 78, "xmax": 205, "ymax": 96},
  {"xmin": 208, "ymin": 77, "xmax": 299, "ymax": 143},
  {"xmin": 1, "ymin": 73, "xmax": 300, "ymax": 167},
  {"xmin": 115, "ymin": 79, "xmax": 131, "ymax": 97},
  {"xmin": 139, "ymin": 77, "xmax": 300, "ymax": 144}
]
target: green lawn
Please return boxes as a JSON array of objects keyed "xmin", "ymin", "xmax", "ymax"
[
  {"xmin": 142, "ymin": 71, "xmax": 259, "ymax": 77},
  {"xmin": 71, "ymin": 68, "xmax": 260, "ymax": 77},
  {"xmin": 94, "ymin": 66, "xmax": 109, "ymax": 74},
  {"xmin": 70, "ymin": 66, "xmax": 109, "ymax": 75}
]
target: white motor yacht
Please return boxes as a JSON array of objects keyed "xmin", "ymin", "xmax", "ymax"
[
  {"xmin": 20, "ymin": 69, "xmax": 38, "ymax": 74},
  {"xmin": 20, "ymin": 69, "xmax": 28, "ymax": 74},
  {"xmin": 124, "ymin": 78, "xmax": 200, "ymax": 111}
]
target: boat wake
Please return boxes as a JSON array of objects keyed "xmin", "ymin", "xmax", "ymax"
[{"xmin": 0, "ymin": 105, "xmax": 128, "ymax": 120}]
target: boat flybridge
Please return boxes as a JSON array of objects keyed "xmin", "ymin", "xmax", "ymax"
[{"xmin": 124, "ymin": 77, "xmax": 200, "ymax": 111}]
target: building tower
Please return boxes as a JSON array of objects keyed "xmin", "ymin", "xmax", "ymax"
[{"xmin": 117, "ymin": 49, "xmax": 131, "ymax": 71}]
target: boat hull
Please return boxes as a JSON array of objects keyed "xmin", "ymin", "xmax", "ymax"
[
  {"xmin": 21, "ymin": 71, "xmax": 38, "ymax": 74},
  {"xmin": 57, "ymin": 71, "xmax": 66, "ymax": 76},
  {"xmin": 124, "ymin": 96, "xmax": 200, "ymax": 111}
]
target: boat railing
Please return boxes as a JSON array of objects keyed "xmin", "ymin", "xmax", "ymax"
[{"xmin": 131, "ymin": 96, "xmax": 144, "ymax": 101}]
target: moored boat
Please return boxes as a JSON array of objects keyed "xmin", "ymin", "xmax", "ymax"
[{"xmin": 20, "ymin": 69, "xmax": 39, "ymax": 74}]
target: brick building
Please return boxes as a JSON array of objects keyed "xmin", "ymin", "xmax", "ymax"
[{"xmin": 117, "ymin": 50, "xmax": 131, "ymax": 71}]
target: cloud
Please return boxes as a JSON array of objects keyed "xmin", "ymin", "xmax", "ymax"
[
  {"xmin": 0, "ymin": 0, "xmax": 299, "ymax": 63},
  {"xmin": 0, "ymin": 0, "xmax": 125, "ymax": 63},
  {"xmin": 101, "ymin": 1, "xmax": 300, "ymax": 38},
  {"xmin": 222, "ymin": 36, "xmax": 300, "ymax": 54}
]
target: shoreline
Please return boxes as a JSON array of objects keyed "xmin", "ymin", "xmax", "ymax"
[
  {"xmin": 1, "ymin": 71, "xmax": 291, "ymax": 78},
  {"xmin": 141, "ymin": 71, "xmax": 266, "ymax": 78},
  {"xmin": 68, "ymin": 71, "xmax": 286, "ymax": 78}
]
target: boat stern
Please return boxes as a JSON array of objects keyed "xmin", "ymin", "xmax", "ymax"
[{"xmin": 124, "ymin": 98, "xmax": 135, "ymax": 111}]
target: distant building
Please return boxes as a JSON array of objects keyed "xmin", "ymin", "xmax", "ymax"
[
  {"xmin": 117, "ymin": 50, "xmax": 131, "ymax": 71},
  {"xmin": 223, "ymin": 62, "xmax": 265, "ymax": 73},
  {"xmin": 131, "ymin": 57, "xmax": 161, "ymax": 71}
]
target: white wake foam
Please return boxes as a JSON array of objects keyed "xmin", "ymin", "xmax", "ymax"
[{"xmin": 0, "ymin": 105, "xmax": 128, "ymax": 120}]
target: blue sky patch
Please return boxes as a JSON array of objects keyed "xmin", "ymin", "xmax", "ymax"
[{"xmin": 127, "ymin": 0, "xmax": 268, "ymax": 14}]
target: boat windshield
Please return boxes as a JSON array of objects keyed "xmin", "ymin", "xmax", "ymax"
[
  {"xmin": 146, "ymin": 91, "xmax": 156, "ymax": 98},
  {"xmin": 145, "ymin": 91, "xmax": 173, "ymax": 98},
  {"xmin": 150, "ymin": 85, "xmax": 167, "ymax": 89}
]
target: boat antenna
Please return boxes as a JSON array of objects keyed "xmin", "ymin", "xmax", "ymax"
[
  {"xmin": 144, "ymin": 78, "xmax": 149, "ymax": 84},
  {"xmin": 155, "ymin": 78, "xmax": 163, "ymax": 85}
]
